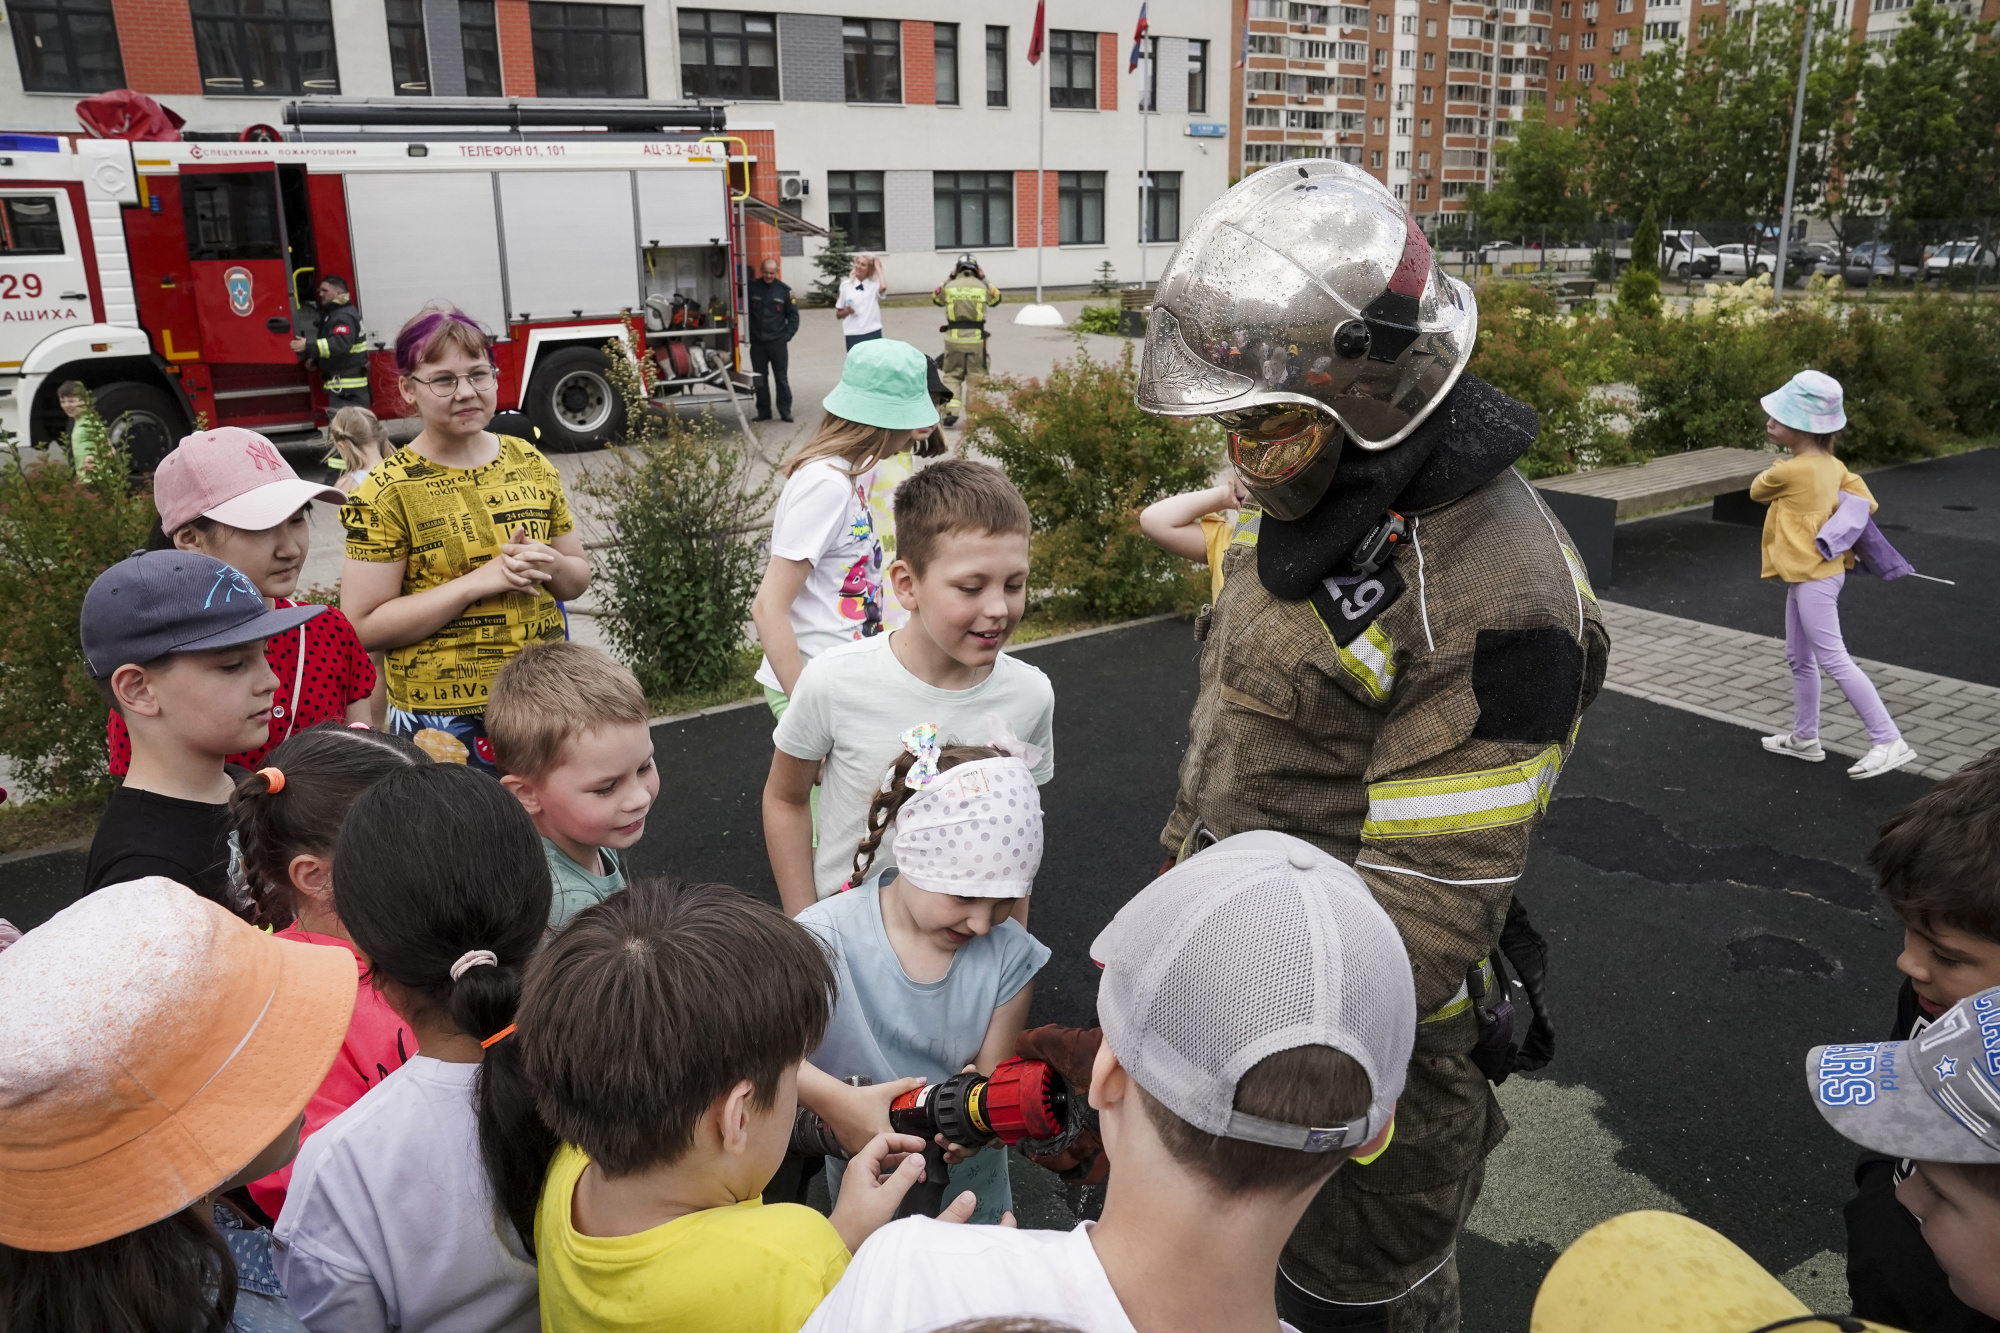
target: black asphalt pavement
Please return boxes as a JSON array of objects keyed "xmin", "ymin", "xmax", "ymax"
[{"xmin": 2, "ymin": 450, "xmax": 1984, "ymax": 1330}]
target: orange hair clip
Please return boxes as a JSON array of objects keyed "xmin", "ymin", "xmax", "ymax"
[
  {"xmin": 480, "ymin": 1023, "xmax": 517, "ymax": 1050},
  {"xmin": 257, "ymin": 767, "xmax": 285, "ymax": 794}
]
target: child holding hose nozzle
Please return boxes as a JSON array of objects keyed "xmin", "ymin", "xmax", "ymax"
[{"xmin": 796, "ymin": 722, "xmax": 1050, "ymax": 1224}]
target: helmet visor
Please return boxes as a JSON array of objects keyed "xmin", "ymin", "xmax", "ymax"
[{"xmin": 1219, "ymin": 404, "xmax": 1337, "ymax": 484}]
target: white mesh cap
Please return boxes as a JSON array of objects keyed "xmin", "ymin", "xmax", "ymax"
[
  {"xmin": 894, "ymin": 756, "xmax": 1044, "ymax": 898},
  {"xmin": 1091, "ymin": 831, "xmax": 1416, "ymax": 1152}
]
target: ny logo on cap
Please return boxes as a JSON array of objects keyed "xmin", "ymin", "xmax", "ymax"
[{"xmin": 245, "ymin": 439, "xmax": 284, "ymax": 472}]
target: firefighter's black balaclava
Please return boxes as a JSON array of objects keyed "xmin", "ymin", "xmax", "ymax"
[{"xmin": 1253, "ymin": 374, "xmax": 1540, "ymax": 602}]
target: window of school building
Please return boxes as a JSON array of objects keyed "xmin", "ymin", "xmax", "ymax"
[
  {"xmin": 1049, "ymin": 30, "xmax": 1096, "ymax": 109},
  {"xmin": 385, "ymin": 0, "xmax": 430, "ymax": 94},
  {"xmin": 827, "ymin": 171, "xmax": 886, "ymax": 250},
  {"xmin": 680, "ymin": 9, "xmax": 779, "ymax": 100},
  {"xmin": 461, "ymin": 0, "xmax": 503, "ymax": 97},
  {"xmin": 1059, "ymin": 171, "xmax": 1105, "ymax": 244},
  {"xmin": 935, "ymin": 172, "xmax": 1012, "ymax": 249},
  {"xmin": 1187, "ymin": 38, "xmax": 1209, "ymax": 113},
  {"xmin": 844, "ymin": 18, "xmax": 901, "ymax": 102},
  {"xmin": 934, "ymin": 22, "xmax": 960, "ymax": 106},
  {"xmin": 986, "ymin": 26, "xmax": 1008, "ymax": 106},
  {"xmin": 192, "ymin": 0, "xmax": 340, "ymax": 95},
  {"xmin": 9, "ymin": 0, "xmax": 123, "ymax": 94},
  {"xmin": 1139, "ymin": 171, "xmax": 1181, "ymax": 243},
  {"xmin": 530, "ymin": 2, "xmax": 646, "ymax": 98}
]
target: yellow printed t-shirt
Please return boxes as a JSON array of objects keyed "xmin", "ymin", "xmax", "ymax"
[
  {"xmin": 341, "ymin": 434, "xmax": 573, "ymax": 714},
  {"xmin": 1748, "ymin": 452, "xmax": 1875, "ymax": 583},
  {"xmin": 536, "ymin": 1143, "xmax": 850, "ymax": 1333},
  {"xmin": 1198, "ymin": 511, "xmax": 1236, "ymax": 603}
]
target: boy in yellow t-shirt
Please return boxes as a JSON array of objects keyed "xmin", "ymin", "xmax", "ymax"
[
  {"xmin": 1139, "ymin": 477, "xmax": 1249, "ymax": 603},
  {"xmin": 522, "ymin": 881, "xmax": 959, "ymax": 1333}
]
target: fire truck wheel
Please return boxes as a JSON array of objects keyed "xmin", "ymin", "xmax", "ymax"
[
  {"xmin": 526, "ymin": 347, "xmax": 626, "ymax": 452},
  {"xmin": 94, "ymin": 381, "xmax": 188, "ymax": 475}
]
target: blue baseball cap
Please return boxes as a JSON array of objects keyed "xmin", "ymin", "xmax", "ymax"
[{"xmin": 81, "ymin": 550, "xmax": 323, "ymax": 679}]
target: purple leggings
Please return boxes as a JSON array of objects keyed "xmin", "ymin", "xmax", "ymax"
[{"xmin": 1786, "ymin": 573, "xmax": 1901, "ymax": 745}]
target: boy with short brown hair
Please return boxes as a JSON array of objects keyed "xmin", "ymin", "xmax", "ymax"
[
  {"xmin": 489, "ymin": 641, "xmax": 659, "ymax": 927},
  {"xmin": 523, "ymin": 880, "xmax": 943, "ymax": 1332}
]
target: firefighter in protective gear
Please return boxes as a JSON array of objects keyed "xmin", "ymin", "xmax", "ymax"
[
  {"xmin": 291, "ymin": 274, "xmax": 371, "ymax": 413},
  {"xmin": 1138, "ymin": 162, "xmax": 1609, "ymax": 1332},
  {"xmin": 931, "ymin": 254, "xmax": 1001, "ymax": 426}
]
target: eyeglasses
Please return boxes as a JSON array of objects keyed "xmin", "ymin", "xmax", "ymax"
[
  {"xmin": 407, "ymin": 367, "xmax": 497, "ymax": 397},
  {"xmin": 1216, "ymin": 404, "xmax": 1336, "ymax": 483}
]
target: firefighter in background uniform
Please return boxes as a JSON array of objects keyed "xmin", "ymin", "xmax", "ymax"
[
  {"xmin": 931, "ymin": 254, "xmax": 1001, "ymax": 426},
  {"xmin": 291, "ymin": 274, "xmax": 371, "ymax": 413},
  {"xmin": 1135, "ymin": 164, "xmax": 1609, "ymax": 1332}
]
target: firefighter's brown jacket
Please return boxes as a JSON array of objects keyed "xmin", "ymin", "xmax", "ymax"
[{"xmin": 1165, "ymin": 466, "xmax": 1609, "ymax": 1020}]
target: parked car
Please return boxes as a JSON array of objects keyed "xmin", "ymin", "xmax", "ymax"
[
  {"xmin": 1837, "ymin": 241, "xmax": 1916, "ymax": 288},
  {"xmin": 1656, "ymin": 230, "xmax": 1721, "ymax": 279},
  {"xmin": 1713, "ymin": 243, "xmax": 1773, "ymax": 278},
  {"xmin": 1919, "ymin": 240, "xmax": 1997, "ymax": 283}
]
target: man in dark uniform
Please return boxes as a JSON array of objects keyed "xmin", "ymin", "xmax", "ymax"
[
  {"xmin": 1131, "ymin": 163, "xmax": 1609, "ymax": 1332},
  {"xmin": 290, "ymin": 275, "xmax": 371, "ymax": 413},
  {"xmin": 748, "ymin": 258, "xmax": 800, "ymax": 422}
]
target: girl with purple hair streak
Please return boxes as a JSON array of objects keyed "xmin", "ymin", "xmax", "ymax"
[{"xmin": 337, "ymin": 306, "xmax": 590, "ymax": 773}]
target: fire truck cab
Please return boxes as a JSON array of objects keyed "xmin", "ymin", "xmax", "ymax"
[{"xmin": 0, "ymin": 103, "xmax": 745, "ymax": 468}]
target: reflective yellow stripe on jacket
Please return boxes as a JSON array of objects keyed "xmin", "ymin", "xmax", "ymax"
[
  {"xmin": 1332, "ymin": 621, "xmax": 1396, "ymax": 704},
  {"xmin": 1362, "ymin": 744, "xmax": 1563, "ymax": 840}
]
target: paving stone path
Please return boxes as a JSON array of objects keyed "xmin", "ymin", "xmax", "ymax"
[{"xmin": 1599, "ymin": 599, "xmax": 1999, "ymax": 779}]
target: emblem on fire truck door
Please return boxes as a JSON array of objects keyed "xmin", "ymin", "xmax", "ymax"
[{"xmin": 224, "ymin": 266, "xmax": 254, "ymax": 316}]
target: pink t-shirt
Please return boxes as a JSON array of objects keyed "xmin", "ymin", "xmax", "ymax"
[{"xmin": 249, "ymin": 927, "xmax": 413, "ymax": 1218}]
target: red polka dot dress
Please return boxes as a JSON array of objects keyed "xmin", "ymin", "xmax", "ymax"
[{"xmin": 105, "ymin": 599, "xmax": 377, "ymax": 776}]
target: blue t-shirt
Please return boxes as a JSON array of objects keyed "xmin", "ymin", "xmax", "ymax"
[{"xmin": 798, "ymin": 880, "xmax": 1049, "ymax": 1223}]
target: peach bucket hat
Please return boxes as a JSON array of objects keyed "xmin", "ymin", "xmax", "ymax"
[{"xmin": 0, "ymin": 878, "xmax": 352, "ymax": 1250}]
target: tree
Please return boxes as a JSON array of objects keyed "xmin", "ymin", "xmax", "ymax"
[
  {"xmin": 1619, "ymin": 199, "xmax": 1663, "ymax": 312},
  {"xmin": 809, "ymin": 227, "xmax": 855, "ymax": 307},
  {"xmin": 1574, "ymin": 40, "xmax": 1703, "ymax": 221},
  {"xmin": 1466, "ymin": 105, "xmax": 1593, "ymax": 238},
  {"xmin": 1844, "ymin": 0, "xmax": 1980, "ymax": 224}
]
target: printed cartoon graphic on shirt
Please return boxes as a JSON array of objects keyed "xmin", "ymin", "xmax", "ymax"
[
  {"xmin": 838, "ymin": 480, "xmax": 887, "ymax": 638},
  {"xmin": 860, "ymin": 451, "xmax": 913, "ymax": 631}
]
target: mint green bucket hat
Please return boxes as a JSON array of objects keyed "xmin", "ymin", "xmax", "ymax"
[{"xmin": 821, "ymin": 339, "xmax": 941, "ymax": 431}]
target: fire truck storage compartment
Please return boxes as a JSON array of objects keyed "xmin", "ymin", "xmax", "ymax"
[
  {"xmin": 497, "ymin": 172, "xmax": 638, "ymax": 321},
  {"xmin": 342, "ymin": 171, "xmax": 506, "ymax": 336}
]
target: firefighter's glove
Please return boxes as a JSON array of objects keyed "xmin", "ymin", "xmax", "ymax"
[{"xmin": 1014, "ymin": 1024, "xmax": 1108, "ymax": 1185}]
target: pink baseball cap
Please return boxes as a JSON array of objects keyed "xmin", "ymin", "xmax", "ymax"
[{"xmin": 154, "ymin": 427, "xmax": 344, "ymax": 535}]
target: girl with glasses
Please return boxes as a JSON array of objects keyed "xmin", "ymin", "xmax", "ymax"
[{"xmin": 338, "ymin": 306, "xmax": 590, "ymax": 774}]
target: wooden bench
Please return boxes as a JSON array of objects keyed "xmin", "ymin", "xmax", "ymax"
[{"xmin": 1532, "ymin": 446, "xmax": 1776, "ymax": 587}]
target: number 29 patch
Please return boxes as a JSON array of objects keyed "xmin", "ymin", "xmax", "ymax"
[{"xmin": 1308, "ymin": 562, "xmax": 1407, "ymax": 649}]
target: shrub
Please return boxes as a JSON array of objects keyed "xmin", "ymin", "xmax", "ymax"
[
  {"xmin": 573, "ymin": 342, "xmax": 770, "ymax": 697},
  {"xmin": 808, "ymin": 228, "xmax": 855, "ymax": 308},
  {"xmin": 0, "ymin": 434, "xmax": 155, "ymax": 798},
  {"xmin": 1468, "ymin": 281, "xmax": 1636, "ymax": 477},
  {"xmin": 1075, "ymin": 304, "xmax": 1122, "ymax": 335},
  {"xmin": 965, "ymin": 341, "xmax": 1222, "ymax": 621}
]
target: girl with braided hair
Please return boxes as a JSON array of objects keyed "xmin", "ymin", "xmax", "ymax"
[{"xmin": 796, "ymin": 723, "xmax": 1050, "ymax": 1224}]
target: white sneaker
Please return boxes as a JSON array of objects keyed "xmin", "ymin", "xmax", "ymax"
[
  {"xmin": 1849, "ymin": 738, "xmax": 1918, "ymax": 780},
  {"xmin": 1762, "ymin": 732, "xmax": 1826, "ymax": 762}
]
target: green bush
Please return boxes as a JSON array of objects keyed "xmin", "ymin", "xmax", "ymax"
[
  {"xmin": 573, "ymin": 342, "xmax": 771, "ymax": 697},
  {"xmin": 0, "ymin": 435, "xmax": 155, "ymax": 798},
  {"xmin": 1468, "ymin": 281, "xmax": 1636, "ymax": 477},
  {"xmin": 1074, "ymin": 304, "xmax": 1122, "ymax": 335},
  {"xmin": 965, "ymin": 341, "xmax": 1222, "ymax": 621}
]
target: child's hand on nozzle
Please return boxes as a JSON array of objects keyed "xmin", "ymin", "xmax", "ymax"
[
  {"xmin": 830, "ymin": 1132, "xmax": 930, "ymax": 1251},
  {"xmin": 813, "ymin": 1075, "xmax": 928, "ymax": 1157}
]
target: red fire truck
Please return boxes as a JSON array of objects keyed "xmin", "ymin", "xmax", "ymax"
[{"xmin": 0, "ymin": 101, "xmax": 753, "ymax": 468}]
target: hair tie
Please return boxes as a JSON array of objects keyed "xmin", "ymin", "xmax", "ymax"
[
  {"xmin": 449, "ymin": 949, "xmax": 498, "ymax": 982},
  {"xmin": 480, "ymin": 1022, "xmax": 516, "ymax": 1050},
  {"xmin": 899, "ymin": 722, "xmax": 941, "ymax": 791},
  {"xmin": 256, "ymin": 767, "xmax": 285, "ymax": 794},
  {"xmin": 347, "ymin": 721, "xmax": 372, "ymax": 730}
]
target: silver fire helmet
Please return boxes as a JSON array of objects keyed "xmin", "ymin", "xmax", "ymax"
[{"xmin": 1136, "ymin": 160, "xmax": 1478, "ymax": 457}]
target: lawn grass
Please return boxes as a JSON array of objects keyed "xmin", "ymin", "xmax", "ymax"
[{"xmin": 0, "ymin": 790, "xmax": 106, "ymax": 857}]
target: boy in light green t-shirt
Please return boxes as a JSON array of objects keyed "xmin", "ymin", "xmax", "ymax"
[
  {"xmin": 489, "ymin": 641, "xmax": 658, "ymax": 927},
  {"xmin": 519, "ymin": 882, "xmax": 960, "ymax": 1333}
]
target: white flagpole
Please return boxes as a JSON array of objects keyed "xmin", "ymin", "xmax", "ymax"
[
  {"xmin": 1037, "ymin": 50, "xmax": 1047, "ymax": 303},
  {"xmin": 1141, "ymin": 47, "xmax": 1150, "ymax": 287}
]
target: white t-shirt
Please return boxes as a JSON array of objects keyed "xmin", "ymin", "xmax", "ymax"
[
  {"xmin": 756, "ymin": 457, "xmax": 887, "ymax": 691},
  {"xmin": 772, "ymin": 633, "xmax": 1055, "ymax": 897},
  {"xmin": 273, "ymin": 1056, "xmax": 538, "ymax": 1333},
  {"xmin": 801, "ymin": 1217, "xmax": 1305, "ymax": 1333},
  {"xmin": 838, "ymin": 276, "xmax": 883, "ymax": 336}
]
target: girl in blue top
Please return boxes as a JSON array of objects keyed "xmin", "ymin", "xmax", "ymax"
[{"xmin": 797, "ymin": 723, "xmax": 1049, "ymax": 1224}]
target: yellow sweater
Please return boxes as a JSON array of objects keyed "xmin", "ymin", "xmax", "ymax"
[{"xmin": 1749, "ymin": 452, "xmax": 1875, "ymax": 583}]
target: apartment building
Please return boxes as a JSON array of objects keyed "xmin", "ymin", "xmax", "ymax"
[
  {"xmin": 1231, "ymin": 0, "xmax": 2000, "ymax": 224},
  {"xmin": 0, "ymin": 1, "xmax": 1231, "ymax": 291}
]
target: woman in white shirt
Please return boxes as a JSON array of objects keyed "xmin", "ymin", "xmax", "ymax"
[{"xmin": 836, "ymin": 254, "xmax": 887, "ymax": 349}]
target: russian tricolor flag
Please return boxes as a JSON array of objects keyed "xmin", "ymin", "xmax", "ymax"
[{"xmin": 1129, "ymin": 2, "xmax": 1150, "ymax": 73}]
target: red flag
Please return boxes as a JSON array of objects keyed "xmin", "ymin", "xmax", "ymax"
[{"xmin": 1027, "ymin": 0, "xmax": 1046, "ymax": 64}]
